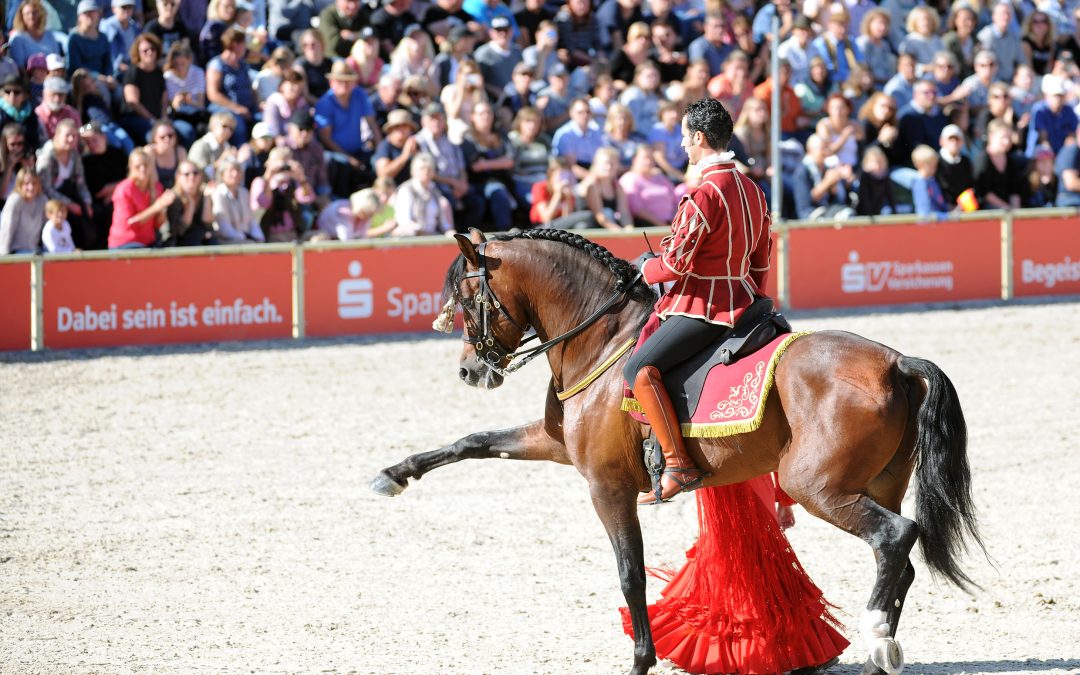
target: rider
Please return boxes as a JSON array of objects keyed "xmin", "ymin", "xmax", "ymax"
[{"xmin": 624, "ymin": 97, "xmax": 773, "ymax": 505}]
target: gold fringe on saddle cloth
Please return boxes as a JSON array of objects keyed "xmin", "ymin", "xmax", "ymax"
[{"xmin": 620, "ymin": 332, "xmax": 811, "ymax": 438}]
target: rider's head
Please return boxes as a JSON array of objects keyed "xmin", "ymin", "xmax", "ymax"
[{"xmin": 681, "ymin": 98, "xmax": 733, "ymax": 165}]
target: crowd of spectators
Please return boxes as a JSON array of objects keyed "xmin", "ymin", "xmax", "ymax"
[{"xmin": 2, "ymin": 0, "xmax": 1080, "ymax": 254}]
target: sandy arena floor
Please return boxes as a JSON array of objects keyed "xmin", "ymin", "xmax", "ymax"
[{"xmin": 2, "ymin": 300, "xmax": 1079, "ymax": 674}]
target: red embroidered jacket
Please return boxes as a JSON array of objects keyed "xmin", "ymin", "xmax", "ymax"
[{"xmin": 641, "ymin": 156, "xmax": 772, "ymax": 326}]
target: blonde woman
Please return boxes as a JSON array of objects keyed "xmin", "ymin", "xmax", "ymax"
[
  {"xmin": 348, "ymin": 28, "xmax": 384, "ymax": 90},
  {"xmin": 900, "ymin": 7, "xmax": 945, "ymax": 74},
  {"xmin": 441, "ymin": 59, "xmax": 488, "ymax": 144},
  {"xmin": 162, "ymin": 160, "xmax": 215, "ymax": 247},
  {"xmin": 389, "ymin": 28, "xmax": 435, "ymax": 83},
  {"xmin": 610, "ymin": 22, "xmax": 654, "ymax": 89},
  {"xmin": 602, "ymin": 102, "xmax": 647, "ymax": 171},
  {"xmin": 8, "ymin": 0, "xmax": 61, "ymax": 68},
  {"xmin": 108, "ymin": 148, "xmax": 174, "ymax": 249},
  {"xmin": 579, "ymin": 146, "xmax": 633, "ymax": 230},
  {"xmin": 0, "ymin": 168, "xmax": 47, "ymax": 254}
]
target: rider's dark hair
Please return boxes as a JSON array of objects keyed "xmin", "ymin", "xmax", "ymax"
[{"xmin": 684, "ymin": 98, "xmax": 733, "ymax": 151}]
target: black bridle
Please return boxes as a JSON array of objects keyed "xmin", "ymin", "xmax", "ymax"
[{"xmin": 459, "ymin": 242, "xmax": 639, "ymax": 378}]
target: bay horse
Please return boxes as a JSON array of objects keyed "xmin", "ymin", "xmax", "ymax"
[{"xmin": 372, "ymin": 228, "xmax": 983, "ymax": 675}]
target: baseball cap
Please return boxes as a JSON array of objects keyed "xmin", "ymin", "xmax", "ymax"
[
  {"xmin": 26, "ymin": 53, "xmax": 47, "ymax": 71},
  {"xmin": 359, "ymin": 26, "xmax": 376, "ymax": 40},
  {"xmin": 548, "ymin": 62, "xmax": 568, "ymax": 77},
  {"xmin": 792, "ymin": 16, "xmax": 812, "ymax": 31},
  {"xmin": 1042, "ymin": 74, "xmax": 1068, "ymax": 96},
  {"xmin": 112, "ymin": 0, "xmax": 135, "ymax": 7},
  {"xmin": 43, "ymin": 76, "xmax": 70, "ymax": 94},
  {"xmin": 46, "ymin": 53, "xmax": 65, "ymax": 71},
  {"xmin": 940, "ymin": 124, "xmax": 964, "ymax": 141},
  {"xmin": 288, "ymin": 108, "xmax": 315, "ymax": 130},
  {"xmin": 490, "ymin": 16, "xmax": 512, "ymax": 31},
  {"xmin": 1033, "ymin": 144, "xmax": 1055, "ymax": 159},
  {"xmin": 251, "ymin": 122, "xmax": 273, "ymax": 139},
  {"xmin": 77, "ymin": 0, "xmax": 99, "ymax": 14},
  {"xmin": 421, "ymin": 101, "xmax": 445, "ymax": 117}
]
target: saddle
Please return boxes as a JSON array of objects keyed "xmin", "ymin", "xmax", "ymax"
[{"xmin": 661, "ymin": 297, "xmax": 790, "ymax": 419}]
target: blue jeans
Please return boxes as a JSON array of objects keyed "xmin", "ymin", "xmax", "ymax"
[{"xmin": 482, "ymin": 181, "xmax": 514, "ymax": 231}]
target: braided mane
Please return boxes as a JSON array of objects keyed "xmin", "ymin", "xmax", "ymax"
[{"xmin": 442, "ymin": 229, "xmax": 657, "ymax": 306}]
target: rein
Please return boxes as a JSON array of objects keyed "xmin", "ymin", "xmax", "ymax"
[{"xmin": 457, "ymin": 242, "xmax": 641, "ymax": 383}]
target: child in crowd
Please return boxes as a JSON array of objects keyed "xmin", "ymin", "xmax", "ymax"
[
  {"xmin": 316, "ymin": 187, "xmax": 383, "ymax": 240},
  {"xmin": 911, "ymin": 144, "xmax": 950, "ymax": 217},
  {"xmin": 42, "ymin": 198, "xmax": 76, "ymax": 253},
  {"xmin": 853, "ymin": 145, "xmax": 896, "ymax": 216},
  {"xmin": 253, "ymin": 46, "xmax": 294, "ymax": 109},
  {"xmin": 26, "ymin": 54, "xmax": 48, "ymax": 104}
]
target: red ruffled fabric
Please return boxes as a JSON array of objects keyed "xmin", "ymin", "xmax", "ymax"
[{"xmin": 621, "ymin": 477, "xmax": 848, "ymax": 674}]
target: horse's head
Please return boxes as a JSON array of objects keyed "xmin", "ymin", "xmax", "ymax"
[{"xmin": 444, "ymin": 229, "xmax": 532, "ymax": 390}]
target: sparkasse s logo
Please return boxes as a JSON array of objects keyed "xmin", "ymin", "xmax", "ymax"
[
  {"xmin": 338, "ymin": 261, "xmax": 374, "ymax": 319},
  {"xmin": 841, "ymin": 251, "xmax": 955, "ymax": 294}
]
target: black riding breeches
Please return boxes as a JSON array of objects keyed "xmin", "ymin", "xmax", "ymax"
[{"xmin": 622, "ymin": 314, "xmax": 731, "ymax": 385}]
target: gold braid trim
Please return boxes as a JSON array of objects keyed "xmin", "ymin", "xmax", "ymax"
[
  {"xmin": 620, "ymin": 331, "xmax": 812, "ymax": 438},
  {"xmin": 556, "ymin": 337, "xmax": 638, "ymax": 402}
]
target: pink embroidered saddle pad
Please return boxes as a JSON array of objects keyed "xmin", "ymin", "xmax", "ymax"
[{"xmin": 621, "ymin": 332, "xmax": 809, "ymax": 438}]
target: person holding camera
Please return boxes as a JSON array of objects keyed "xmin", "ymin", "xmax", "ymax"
[{"xmin": 250, "ymin": 147, "xmax": 318, "ymax": 243}]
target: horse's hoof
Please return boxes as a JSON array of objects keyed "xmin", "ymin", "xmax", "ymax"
[
  {"xmin": 869, "ymin": 637, "xmax": 904, "ymax": 675},
  {"xmin": 370, "ymin": 471, "xmax": 408, "ymax": 497}
]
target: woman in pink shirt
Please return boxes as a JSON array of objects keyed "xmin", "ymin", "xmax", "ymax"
[
  {"xmin": 619, "ymin": 145, "xmax": 678, "ymax": 228},
  {"xmin": 108, "ymin": 148, "xmax": 174, "ymax": 249}
]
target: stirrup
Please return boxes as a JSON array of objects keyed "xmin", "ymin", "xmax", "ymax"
[{"xmin": 640, "ymin": 466, "xmax": 707, "ymax": 505}]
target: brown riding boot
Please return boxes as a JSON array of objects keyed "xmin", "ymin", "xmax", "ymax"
[{"xmin": 633, "ymin": 366, "xmax": 705, "ymax": 505}]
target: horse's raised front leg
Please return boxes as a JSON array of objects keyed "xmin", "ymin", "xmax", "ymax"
[
  {"xmin": 590, "ymin": 485, "xmax": 655, "ymax": 675},
  {"xmin": 371, "ymin": 419, "xmax": 567, "ymax": 496}
]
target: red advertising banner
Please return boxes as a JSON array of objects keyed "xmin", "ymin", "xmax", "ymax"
[
  {"xmin": 787, "ymin": 220, "xmax": 1001, "ymax": 309},
  {"xmin": 0, "ymin": 262, "xmax": 32, "ymax": 351},
  {"xmin": 304, "ymin": 244, "xmax": 459, "ymax": 337},
  {"xmin": 43, "ymin": 254, "xmax": 293, "ymax": 349},
  {"xmin": 1012, "ymin": 216, "xmax": 1080, "ymax": 298}
]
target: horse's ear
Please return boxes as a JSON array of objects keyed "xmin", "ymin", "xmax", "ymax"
[
  {"xmin": 468, "ymin": 228, "xmax": 487, "ymax": 245},
  {"xmin": 454, "ymin": 233, "xmax": 480, "ymax": 267}
]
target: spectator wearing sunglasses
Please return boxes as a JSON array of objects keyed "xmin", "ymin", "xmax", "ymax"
[{"xmin": 0, "ymin": 75, "xmax": 44, "ymax": 153}]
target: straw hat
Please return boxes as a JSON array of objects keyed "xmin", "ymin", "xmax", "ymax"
[
  {"xmin": 382, "ymin": 109, "xmax": 418, "ymax": 133},
  {"xmin": 327, "ymin": 60, "xmax": 358, "ymax": 82}
]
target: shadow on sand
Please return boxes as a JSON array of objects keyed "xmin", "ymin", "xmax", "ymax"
[{"xmin": 828, "ymin": 659, "xmax": 1080, "ymax": 674}]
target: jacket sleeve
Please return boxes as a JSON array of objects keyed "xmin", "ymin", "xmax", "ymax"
[{"xmin": 641, "ymin": 191, "xmax": 712, "ymax": 285}]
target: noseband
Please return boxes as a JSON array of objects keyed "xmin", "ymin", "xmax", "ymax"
[{"xmin": 459, "ymin": 242, "xmax": 640, "ymax": 378}]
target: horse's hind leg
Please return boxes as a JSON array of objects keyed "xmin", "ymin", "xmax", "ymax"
[
  {"xmin": 371, "ymin": 418, "xmax": 566, "ymax": 496},
  {"xmin": 783, "ymin": 485, "xmax": 918, "ymax": 675}
]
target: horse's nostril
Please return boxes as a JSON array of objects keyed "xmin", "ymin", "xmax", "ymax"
[{"xmin": 459, "ymin": 368, "xmax": 469, "ymax": 380}]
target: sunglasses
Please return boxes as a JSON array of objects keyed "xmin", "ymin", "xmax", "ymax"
[
  {"xmin": 221, "ymin": 125, "xmax": 236, "ymax": 131},
  {"xmin": 178, "ymin": 170, "xmax": 199, "ymax": 176},
  {"xmin": 2, "ymin": 88, "xmax": 22, "ymax": 95},
  {"xmin": 157, "ymin": 132, "xmax": 175, "ymax": 139}
]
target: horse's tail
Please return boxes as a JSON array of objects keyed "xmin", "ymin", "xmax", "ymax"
[{"xmin": 897, "ymin": 355, "xmax": 985, "ymax": 592}]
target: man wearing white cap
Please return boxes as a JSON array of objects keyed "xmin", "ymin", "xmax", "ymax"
[
  {"xmin": 101, "ymin": 0, "xmax": 142, "ymax": 72},
  {"xmin": 35, "ymin": 77, "xmax": 82, "ymax": 139},
  {"xmin": 1025, "ymin": 74, "xmax": 1078, "ymax": 157},
  {"xmin": 936, "ymin": 123, "xmax": 974, "ymax": 206}
]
